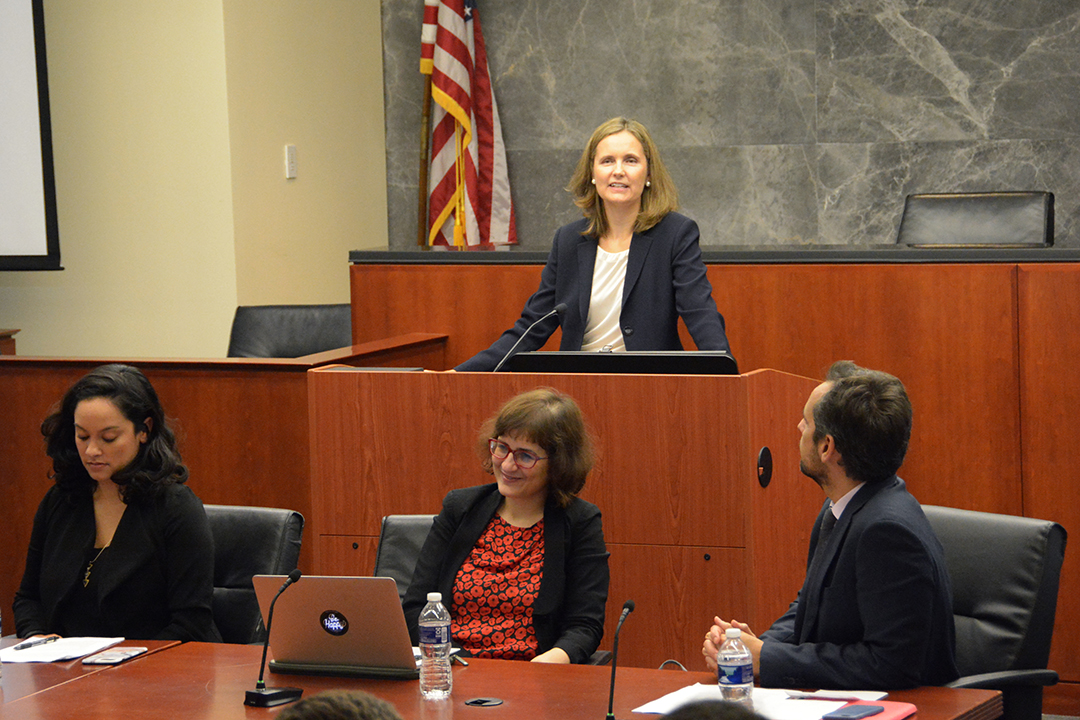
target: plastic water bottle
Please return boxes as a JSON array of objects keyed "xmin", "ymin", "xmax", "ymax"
[
  {"xmin": 717, "ymin": 627, "xmax": 753, "ymax": 707},
  {"xmin": 418, "ymin": 592, "xmax": 452, "ymax": 700}
]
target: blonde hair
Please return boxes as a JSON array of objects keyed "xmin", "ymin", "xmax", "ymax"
[{"xmin": 566, "ymin": 117, "xmax": 679, "ymax": 238}]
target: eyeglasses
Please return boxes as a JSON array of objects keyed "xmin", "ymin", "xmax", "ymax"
[{"xmin": 488, "ymin": 439, "xmax": 547, "ymax": 469}]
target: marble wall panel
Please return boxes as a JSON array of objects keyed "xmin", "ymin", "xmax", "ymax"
[
  {"xmin": 382, "ymin": 0, "xmax": 1080, "ymax": 249},
  {"xmin": 672, "ymin": 144, "xmax": 820, "ymax": 246},
  {"xmin": 502, "ymin": 148, "xmax": 583, "ymax": 246},
  {"xmin": 817, "ymin": 0, "xmax": 1080, "ymax": 144},
  {"xmin": 480, "ymin": 0, "xmax": 816, "ymax": 149},
  {"xmin": 817, "ymin": 139, "xmax": 1080, "ymax": 245}
]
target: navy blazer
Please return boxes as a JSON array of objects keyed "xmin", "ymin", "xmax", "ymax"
[
  {"xmin": 759, "ymin": 477, "xmax": 959, "ymax": 689},
  {"xmin": 402, "ymin": 483, "xmax": 610, "ymax": 664},
  {"xmin": 14, "ymin": 483, "xmax": 221, "ymax": 642},
  {"xmin": 456, "ymin": 212, "xmax": 730, "ymax": 371}
]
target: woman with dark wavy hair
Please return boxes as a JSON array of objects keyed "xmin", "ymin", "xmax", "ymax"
[
  {"xmin": 403, "ymin": 387, "xmax": 609, "ymax": 664},
  {"xmin": 14, "ymin": 364, "xmax": 221, "ymax": 641}
]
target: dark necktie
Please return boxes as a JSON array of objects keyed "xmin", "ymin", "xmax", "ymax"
[{"xmin": 809, "ymin": 509, "xmax": 838, "ymax": 575}]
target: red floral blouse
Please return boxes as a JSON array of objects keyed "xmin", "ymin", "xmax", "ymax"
[{"xmin": 451, "ymin": 515, "xmax": 545, "ymax": 659}]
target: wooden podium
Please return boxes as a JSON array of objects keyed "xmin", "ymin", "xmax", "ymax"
[{"xmin": 308, "ymin": 367, "xmax": 821, "ymax": 670}]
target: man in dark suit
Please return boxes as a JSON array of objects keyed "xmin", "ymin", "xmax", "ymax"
[{"xmin": 703, "ymin": 361, "xmax": 959, "ymax": 689}]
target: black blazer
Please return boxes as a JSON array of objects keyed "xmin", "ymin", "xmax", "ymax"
[
  {"xmin": 455, "ymin": 212, "xmax": 730, "ymax": 371},
  {"xmin": 14, "ymin": 483, "xmax": 222, "ymax": 642},
  {"xmin": 402, "ymin": 483, "xmax": 609, "ymax": 664},
  {"xmin": 759, "ymin": 477, "xmax": 959, "ymax": 689}
]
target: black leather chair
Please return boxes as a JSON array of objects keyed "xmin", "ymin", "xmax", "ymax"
[
  {"xmin": 204, "ymin": 504, "xmax": 305, "ymax": 644},
  {"xmin": 373, "ymin": 514, "xmax": 437, "ymax": 603},
  {"xmin": 373, "ymin": 514, "xmax": 612, "ymax": 665},
  {"xmin": 896, "ymin": 191, "xmax": 1053, "ymax": 247},
  {"xmin": 922, "ymin": 505, "xmax": 1066, "ymax": 720},
  {"xmin": 226, "ymin": 303, "xmax": 352, "ymax": 358}
]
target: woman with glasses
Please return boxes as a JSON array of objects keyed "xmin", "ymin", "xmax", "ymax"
[{"xmin": 402, "ymin": 387, "xmax": 609, "ymax": 664}]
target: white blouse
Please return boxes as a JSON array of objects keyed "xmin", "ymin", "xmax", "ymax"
[{"xmin": 581, "ymin": 246, "xmax": 629, "ymax": 352}]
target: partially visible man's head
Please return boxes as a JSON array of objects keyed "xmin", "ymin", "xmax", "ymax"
[
  {"xmin": 275, "ymin": 690, "xmax": 403, "ymax": 720},
  {"xmin": 664, "ymin": 700, "xmax": 766, "ymax": 720},
  {"xmin": 810, "ymin": 361, "xmax": 912, "ymax": 485}
]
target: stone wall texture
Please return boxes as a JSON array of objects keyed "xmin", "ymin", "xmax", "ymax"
[{"xmin": 382, "ymin": 0, "xmax": 1080, "ymax": 250}]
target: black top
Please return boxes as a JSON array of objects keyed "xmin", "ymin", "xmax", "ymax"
[{"xmin": 14, "ymin": 483, "xmax": 221, "ymax": 642}]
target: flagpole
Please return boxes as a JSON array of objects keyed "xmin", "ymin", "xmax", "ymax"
[{"xmin": 417, "ymin": 73, "xmax": 433, "ymax": 249}]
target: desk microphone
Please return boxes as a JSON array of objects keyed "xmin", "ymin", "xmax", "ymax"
[
  {"xmin": 605, "ymin": 599, "xmax": 635, "ymax": 720},
  {"xmin": 244, "ymin": 569, "xmax": 303, "ymax": 708},
  {"xmin": 492, "ymin": 303, "xmax": 567, "ymax": 372}
]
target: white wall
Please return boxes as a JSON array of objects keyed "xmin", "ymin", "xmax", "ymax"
[
  {"xmin": 0, "ymin": 0, "xmax": 388, "ymax": 357},
  {"xmin": 224, "ymin": 0, "xmax": 388, "ymax": 306}
]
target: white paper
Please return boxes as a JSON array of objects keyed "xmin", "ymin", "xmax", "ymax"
[
  {"xmin": 633, "ymin": 684, "xmax": 849, "ymax": 720},
  {"xmin": 785, "ymin": 690, "xmax": 888, "ymax": 701},
  {"xmin": 0, "ymin": 637, "xmax": 124, "ymax": 663}
]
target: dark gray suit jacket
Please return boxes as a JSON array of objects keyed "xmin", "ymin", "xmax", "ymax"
[
  {"xmin": 455, "ymin": 212, "xmax": 729, "ymax": 371},
  {"xmin": 759, "ymin": 477, "xmax": 959, "ymax": 689}
]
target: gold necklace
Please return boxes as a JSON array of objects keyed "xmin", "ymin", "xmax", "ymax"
[{"xmin": 83, "ymin": 546, "xmax": 108, "ymax": 587}]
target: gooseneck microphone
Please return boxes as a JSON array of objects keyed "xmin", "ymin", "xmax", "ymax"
[
  {"xmin": 244, "ymin": 569, "xmax": 303, "ymax": 708},
  {"xmin": 605, "ymin": 599, "xmax": 635, "ymax": 720},
  {"xmin": 492, "ymin": 303, "xmax": 567, "ymax": 372}
]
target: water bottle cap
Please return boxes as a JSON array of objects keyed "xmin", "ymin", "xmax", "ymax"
[
  {"xmin": 427, "ymin": 592, "xmax": 442, "ymax": 602},
  {"xmin": 725, "ymin": 627, "xmax": 741, "ymax": 638}
]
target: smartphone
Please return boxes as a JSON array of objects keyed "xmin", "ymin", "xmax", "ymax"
[
  {"xmin": 823, "ymin": 705, "xmax": 885, "ymax": 720},
  {"xmin": 82, "ymin": 647, "xmax": 148, "ymax": 665}
]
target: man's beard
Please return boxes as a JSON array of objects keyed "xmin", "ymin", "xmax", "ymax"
[{"xmin": 800, "ymin": 459, "xmax": 826, "ymax": 487}]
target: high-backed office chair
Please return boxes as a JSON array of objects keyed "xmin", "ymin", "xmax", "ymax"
[
  {"xmin": 373, "ymin": 514, "xmax": 437, "ymax": 603},
  {"xmin": 204, "ymin": 504, "xmax": 305, "ymax": 644},
  {"xmin": 226, "ymin": 303, "xmax": 352, "ymax": 358},
  {"xmin": 922, "ymin": 505, "xmax": 1066, "ymax": 720},
  {"xmin": 372, "ymin": 514, "xmax": 612, "ymax": 665},
  {"xmin": 896, "ymin": 191, "xmax": 1053, "ymax": 247}
]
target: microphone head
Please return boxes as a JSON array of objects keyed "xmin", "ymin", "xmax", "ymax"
[
  {"xmin": 287, "ymin": 569, "xmax": 302, "ymax": 583},
  {"xmin": 554, "ymin": 302, "xmax": 568, "ymax": 315},
  {"xmin": 623, "ymin": 599, "xmax": 635, "ymax": 613}
]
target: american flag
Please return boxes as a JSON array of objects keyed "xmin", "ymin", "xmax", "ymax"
[{"xmin": 421, "ymin": 0, "xmax": 516, "ymax": 248}]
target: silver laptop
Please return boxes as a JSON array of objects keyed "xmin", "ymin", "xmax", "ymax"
[{"xmin": 253, "ymin": 575, "xmax": 419, "ymax": 679}]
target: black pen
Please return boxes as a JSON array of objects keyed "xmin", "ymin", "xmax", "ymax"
[{"xmin": 13, "ymin": 636, "xmax": 59, "ymax": 651}]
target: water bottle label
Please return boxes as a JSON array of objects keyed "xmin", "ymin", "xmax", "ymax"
[
  {"xmin": 718, "ymin": 662, "xmax": 753, "ymax": 685},
  {"xmin": 419, "ymin": 624, "xmax": 449, "ymax": 645}
]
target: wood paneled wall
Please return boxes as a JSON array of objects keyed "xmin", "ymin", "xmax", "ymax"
[
  {"xmin": 0, "ymin": 335, "xmax": 446, "ymax": 632},
  {"xmin": 0, "ymin": 359, "xmax": 313, "ymax": 627},
  {"xmin": 307, "ymin": 368, "xmax": 820, "ymax": 670},
  {"xmin": 1017, "ymin": 265, "xmax": 1080, "ymax": 713},
  {"xmin": 350, "ymin": 260, "xmax": 1079, "ymax": 711},
  {"xmin": 350, "ymin": 262, "xmax": 1021, "ymax": 512}
]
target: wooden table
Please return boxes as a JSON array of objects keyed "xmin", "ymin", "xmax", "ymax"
[
  {"xmin": 0, "ymin": 329, "xmax": 17, "ymax": 355},
  {"xmin": 0, "ymin": 642, "xmax": 1003, "ymax": 720},
  {"xmin": 0, "ymin": 639, "xmax": 178, "ymax": 705}
]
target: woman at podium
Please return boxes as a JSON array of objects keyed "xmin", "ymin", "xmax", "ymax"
[
  {"xmin": 14, "ymin": 364, "xmax": 221, "ymax": 642},
  {"xmin": 456, "ymin": 116, "xmax": 730, "ymax": 371},
  {"xmin": 403, "ymin": 388, "xmax": 609, "ymax": 663}
]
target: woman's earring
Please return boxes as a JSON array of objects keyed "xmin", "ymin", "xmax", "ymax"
[
  {"xmin": 591, "ymin": 178, "xmax": 596, "ymax": 185},
  {"xmin": 646, "ymin": 180, "xmax": 651, "ymax": 187}
]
